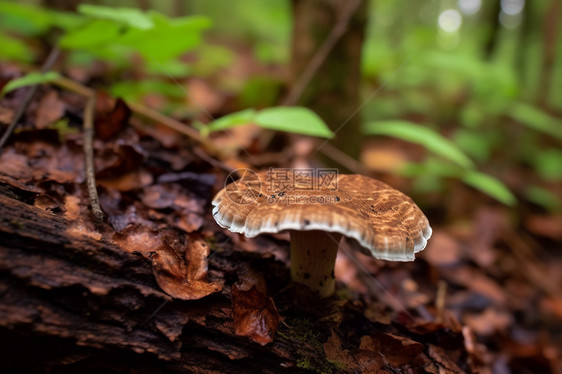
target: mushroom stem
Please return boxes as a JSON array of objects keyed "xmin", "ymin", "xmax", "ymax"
[{"xmin": 289, "ymin": 230, "xmax": 342, "ymax": 298}]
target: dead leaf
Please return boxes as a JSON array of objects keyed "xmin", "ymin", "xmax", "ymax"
[
  {"xmin": 113, "ymin": 225, "xmax": 165, "ymax": 254},
  {"xmin": 323, "ymin": 330, "xmax": 382, "ymax": 373},
  {"xmin": 423, "ymin": 230, "xmax": 462, "ymax": 267},
  {"xmin": 0, "ymin": 105, "xmax": 14, "ymax": 124},
  {"xmin": 231, "ymin": 268, "xmax": 281, "ymax": 346},
  {"xmin": 428, "ymin": 344, "xmax": 464, "ymax": 373},
  {"xmin": 525, "ymin": 214, "xmax": 562, "ymax": 241},
  {"xmin": 360, "ymin": 142, "xmax": 408, "ymax": 173},
  {"xmin": 64, "ymin": 195, "xmax": 82, "ymax": 220},
  {"xmin": 35, "ymin": 90, "xmax": 65, "ymax": 129},
  {"xmin": 97, "ymin": 169, "xmax": 153, "ymax": 191},
  {"xmin": 464, "ymin": 307, "xmax": 513, "ymax": 336},
  {"xmin": 152, "ymin": 236, "xmax": 222, "ymax": 300},
  {"xmin": 441, "ymin": 266, "xmax": 506, "ymax": 306},
  {"xmin": 95, "ymin": 97, "xmax": 131, "ymax": 140},
  {"xmin": 33, "ymin": 193, "xmax": 59, "ymax": 211},
  {"xmin": 359, "ymin": 332, "xmax": 429, "ymax": 371}
]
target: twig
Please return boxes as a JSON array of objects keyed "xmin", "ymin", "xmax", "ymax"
[
  {"xmin": 52, "ymin": 77, "xmax": 103, "ymax": 222},
  {"xmin": 126, "ymin": 101, "xmax": 218, "ymax": 154},
  {"xmin": 83, "ymin": 95, "xmax": 104, "ymax": 222},
  {"xmin": 318, "ymin": 142, "xmax": 370, "ymax": 174},
  {"xmin": 435, "ymin": 280, "xmax": 447, "ymax": 324},
  {"xmin": 0, "ymin": 47, "xmax": 60, "ymax": 153},
  {"xmin": 282, "ymin": 0, "xmax": 363, "ymax": 106}
]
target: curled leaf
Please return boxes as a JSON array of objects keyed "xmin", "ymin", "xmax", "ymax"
[
  {"xmin": 231, "ymin": 268, "xmax": 280, "ymax": 346},
  {"xmin": 152, "ymin": 236, "xmax": 222, "ymax": 300}
]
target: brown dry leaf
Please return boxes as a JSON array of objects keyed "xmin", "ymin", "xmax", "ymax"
[
  {"xmin": 541, "ymin": 297, "xmax": 562, "ymax": 320},
  {"xmin": 97, "ymin": 169, "xmax": 153, "ymax": 191},
  {"xmin": 96, "ymin": 142, "xmax": 146, "ymax": 178},
  {"xmin": 363, "ymin": 301, "xmax": 391, "ymax": 325},
  {"xmin": 33, "ymin": 193, "xmax": 59, "ymax": 211},
  {"xmin": 360, "ymin": 332, "xmax": 430, "ymax": 371},
  {"xmin": 0, "ymin": 105, "xmax": 14, "ymax": 124},
  {"xmin": 113, "ymin": 225, "xmax": 165, "ymax": 254},
  {"xmin": 152, "ymin": 236, "xmax": 222, "ymax": 300},
  {"xmin": 360, "ymin": 142, "xmax": 409, "ymax": 173},
  {"xmin": 185, "ymin": 78, "xmax": 225, "ymax": 114},
  {"xmin": 0, "ymin": 149, "xmax": 33, "ymax": 181},
  {"xmin": 35, "ymin": 90, "xmax": 65, "ymax": 129},
  {"xmin": 462, "ymin": 326, "xmax": 493, "ymax": 374},
  {"xmin": 323, "ymin": 330, "xmax": 382, "ymax": 373},
  {"xmin": 95, "ymin": 98, "xmax": 131, "ymax": 140},
  {"xmin": 428, "ymin": 344, "xmax": 464, "ymax": 373},
  {"xmin": 441, "ymin": 266, "xmax": 506, "ymax": 306},
  {"xmin": 64, "ymin": 195, "xmax": 82, "ymax": 220},
  {"xmin": 525, "ymin": 214, "xmax": 562, "ymax": 241},
  {"xmin": 423, "ymin": 230, "xmax": 462, "ymax": 267},
  {"xmin": 231, "ymin": 268, "xmax": 281, "ymax": 346},
  {"xmin": 464, "ymin": 307, "xmax": 513, "ymax": 336}
]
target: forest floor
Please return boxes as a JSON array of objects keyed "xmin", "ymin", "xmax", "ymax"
[{"xmin": 1, "ymin": 59, "xmax": 562, "ymax": 374}]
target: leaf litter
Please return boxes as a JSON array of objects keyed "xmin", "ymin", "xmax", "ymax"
[{"xmin": 0, "ymin": 62, "xmax": 561, "ymax": 372}]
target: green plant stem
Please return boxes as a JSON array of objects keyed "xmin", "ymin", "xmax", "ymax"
[{"xmin": 0, "ymin": 47, "xmax": 60, "ymax": 153}]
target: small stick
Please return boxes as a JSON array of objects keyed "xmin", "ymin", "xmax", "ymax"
[
  {"xmin": 127, "ymin": 101, "xmax": 218, "ymax": 154},
  {"xmin": 83, "ymin": 94, "xmax": 104, "ymax": 222},
  {"xmin": 0, "ymin": 47, "xmax": 60, "ymax": 153},
  {"xmin": 435, "ymin": 280, "xmax": 447, "ymax": 324}
]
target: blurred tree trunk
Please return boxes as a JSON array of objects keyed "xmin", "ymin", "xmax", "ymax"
[
  {"xmin": 483, "ymin": 0, "xmax": 501, "ymax": 59},
  {"xmin": 538, "ymin": 0, "xmax": 560, "ymax": 106},
  {"xmin": 43, "ymin": 0, "xmax": 80, "ymax": 11},
  {"xmin": 288, "ymin": 0, "xmax": 367, "ymax": 160}
]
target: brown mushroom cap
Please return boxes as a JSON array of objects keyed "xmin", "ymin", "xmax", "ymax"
[{"xmin": 212, "ymin": 171, "xmax": 432, "ymax": 261}]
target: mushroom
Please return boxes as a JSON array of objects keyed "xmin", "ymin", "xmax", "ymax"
[{"xmin": 212, "ymin": 170, "xmax": 432, "ymax": 298}]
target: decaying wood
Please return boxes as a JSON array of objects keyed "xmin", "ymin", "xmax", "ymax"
[{"xmin": 0, "ymin": 189, "xmax": 307, "ymax": 373}]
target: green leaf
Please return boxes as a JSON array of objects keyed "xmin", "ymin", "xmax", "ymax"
[
  {"xmin": 399, "ymin": 158, "xmax": 461, "ymax": 178},
  {"xmin": 532, "ymin": 149, "xmax": 562, "ymax": 181},
  {"xmin": 116, "ymin": 13, "xmax": 211, "ymax": 61},
  {"xmin": 1, "ymin": 71, "xmax": 60, "ymax": 97},
  {"xmin": 400, "ymin": 159, "xmax": 516, "ymax": 206},
  {"xmin": 255, "ymin": 107, "xmax": 333, "ymax": 138},
  {"xmin": 59, "ymin": 19, "xmax": 122, "ymax": 49},
  {"xmin": 0, "ymin": 1, "xmax": 85, "ymax": 35},
  {"xmin": 0, "ymin": 33, "xmax": 34, "ymax": 62},
  {"xmin": 110, "ymin": 80, "xmax": 186, "ymax": 102},
  {"xmin": 77, "ymin": 4, "xmax": 154, "ymax": 30},
  {"xmin": 509, "ymin": 103, "xmax": 562, "ymax": 141},
  {"xmin": 524, "ymin": 185, "xmax": 561, "ymax": 212},
  {"xmin": 462, "ymin": 171, "xmax": 516, "ymax": 206},
  {"xmin": 363, "ymin": 120, "xmax": 474, "ymax": 168},
  {"xmin": 203, "ymin": 109, "xmax": 258, "ymax": 136},
  {"xmin": 0, "ymin": 1, "xmax": 52, "ymax": 35}
]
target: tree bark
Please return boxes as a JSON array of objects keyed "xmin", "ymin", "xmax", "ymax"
[
  {"xmin": 288, "ymin": 0, "xmax": 367, "ymax": 160},
  {"xmin": 0, "ymin": 186, "xmax": 314, "ymax": 373},
  {"xmin": 538, "ymin": 0, "xmax": 560, "ymax": 106}
]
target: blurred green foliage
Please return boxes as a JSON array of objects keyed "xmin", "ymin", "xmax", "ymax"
[{"xmin": 0, "ymin": 0, "xmax": 560, "ymax": 209}]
